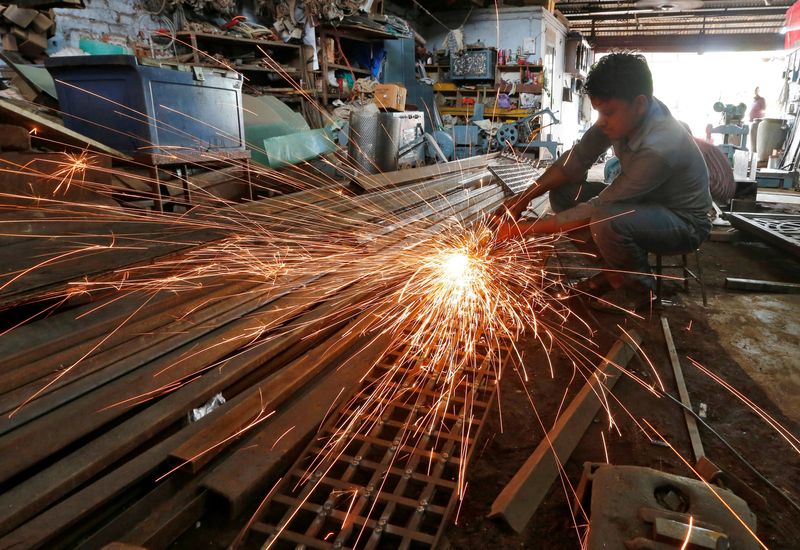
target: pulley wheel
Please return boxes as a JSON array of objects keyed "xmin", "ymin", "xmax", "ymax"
[{"xmin": 497, "ymin": 124, "xmax": 519, "ymax": 147}]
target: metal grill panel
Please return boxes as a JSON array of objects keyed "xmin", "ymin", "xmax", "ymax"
[{"xmin": 241, "ymin": 336, "xmax": 503, "ymax": 549}]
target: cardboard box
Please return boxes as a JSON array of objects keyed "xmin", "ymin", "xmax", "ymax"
[
  {"xmin": 2, "ymin": 33, "xmax": 18, "ymax": 52},
  {"xmin": 2, "ymin": 5, "xmax": 38, "ymax": 28},
  {"xmin": 18, "ymin": 30, "xmax": 47, "ymax": 59},
  {"xmin": 31, "ymin": 12, "xmax": 53, "ymax": 35},
  {"xmin": 374, "ymin": 83, "xmax": 406, "ymax": 112}
]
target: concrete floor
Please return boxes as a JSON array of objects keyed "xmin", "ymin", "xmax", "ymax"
[{"xmin": 705, "ymin": 293, "xmax": 800, "ymax": 425}]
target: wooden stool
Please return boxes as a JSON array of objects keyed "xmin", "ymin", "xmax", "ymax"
[{"xmin": 654, "ymin": 250, "xmax": 708, "ymax": 307}]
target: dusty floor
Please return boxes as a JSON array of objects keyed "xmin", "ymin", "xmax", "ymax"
[{"xmin": 444, "ymin": 203, "xmax": 800, "ymax": 549}]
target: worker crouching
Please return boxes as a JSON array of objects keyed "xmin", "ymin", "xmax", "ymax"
[{"xmin": 495, "ymin": 52, "xmax": 712, "ymax": 312}]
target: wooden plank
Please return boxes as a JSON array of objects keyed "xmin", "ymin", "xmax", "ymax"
[
  {"xmin": 661, "ymin": 316, "xmax": 705, "ymax": 462},
  {"xmin": 0, "ymin": 98, "xmax": 129, "ymax": 158},
  {"xmin": 353, "ymin": 153, "xmax": 498, "ymax": 191},
  {"xmin": 488, "ymin": 330, "xmax": 642, "ymax": 533},
  {"xmin": 724, "ymin": 277, "xmax": 800, "ymax": 294}
]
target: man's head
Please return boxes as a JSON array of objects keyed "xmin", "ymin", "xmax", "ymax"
[{"xmin": 585, "ymin": 53, "xmax": 653, "ymax": 141}]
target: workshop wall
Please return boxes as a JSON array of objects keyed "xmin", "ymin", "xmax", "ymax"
[{"xmin": 49, "ymin": 0, "xmax": 157, "ymax": 53}]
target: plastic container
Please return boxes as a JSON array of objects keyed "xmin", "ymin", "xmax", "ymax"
[
  {"xmin": 45, "ymin": 55, "xmax": 245, "ymax": 159},
  {"xmin": 78, "ymin": 38, "xmax": 130, "ymax": 55}
]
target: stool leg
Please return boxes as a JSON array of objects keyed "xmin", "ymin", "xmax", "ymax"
[
  {"xmin": 695, "ymin": 250, "xmax": 708, "ymax": 307},
  {"xmin": 655, "ymin": 254, "xmax": 663, "ymax": 306},
  {"xmin": 682, "ymin": 254, "xmax": 690, "ymax": 292}
]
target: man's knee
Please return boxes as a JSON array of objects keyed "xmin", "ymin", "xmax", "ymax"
[{"xmin": 589, "ymin": 208, "xmax": 628, "ymax": 249}]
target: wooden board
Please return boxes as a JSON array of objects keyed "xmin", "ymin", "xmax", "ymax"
[{"xmin": 0, "ymin": 98, "xmax": 129, "ymax": 158}]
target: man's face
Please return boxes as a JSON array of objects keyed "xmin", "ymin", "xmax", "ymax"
[{"xmin": 590, "ymin": 95, "xmax": 648, "ymax": 141}]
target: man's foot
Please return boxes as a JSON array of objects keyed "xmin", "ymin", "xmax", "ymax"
[{"xmin": 589, "ymin": 285, "xmax": 657, "ymax": 314}]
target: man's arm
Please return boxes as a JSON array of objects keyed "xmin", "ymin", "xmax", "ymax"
[
  {"xmin": 495, "ymin": 202, "xmax": 596, "ymax": 241},
  {"xmin": 589, "ymin": 149, "xmax": 672, "ymax": 205},
  {"xmin": 495, "ymin": 125, "xmax": 612, "ymax": 222}
]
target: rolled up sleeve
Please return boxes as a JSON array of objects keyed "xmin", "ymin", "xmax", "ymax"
[
  {"xmin": 560, "ymin": 125, "xmax": 611, "ymax": 183},
  {"xmin": 592, "ymin": 149, "xmax": 672, "ymax": 205}
]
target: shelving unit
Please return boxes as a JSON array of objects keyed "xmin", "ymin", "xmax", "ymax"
[
  {"xmin": 431, "ymin": 60, "xmax": 544, "ymax": 121},
  {"xmin": 316, "ymin": 22, "xmax": 394, "ymax": 105},
  {"xmin": 175, "ymin": 31, "xmax": 309, "ymax": 100}
]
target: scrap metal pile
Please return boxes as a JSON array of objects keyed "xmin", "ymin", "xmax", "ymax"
[{"xmin": 0, "ymin": 153, "xmax": 551, "ymax": 548}]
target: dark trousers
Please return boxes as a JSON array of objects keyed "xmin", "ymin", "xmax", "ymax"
[{"xmin": 550, "ymin": 182, "xmax": 709, "ymax": 289}]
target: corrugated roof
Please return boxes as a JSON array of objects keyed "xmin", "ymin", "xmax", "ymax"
[{"xmin": 557, "ymin": 0, "xmax": 792, "ymax": 51}]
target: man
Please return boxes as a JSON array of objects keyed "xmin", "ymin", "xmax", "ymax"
[{"xmin": 495, "ymin": 53, "xmax": 712, "ymax": 310}]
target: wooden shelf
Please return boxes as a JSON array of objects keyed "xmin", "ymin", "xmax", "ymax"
[
  {"xmin": 194, "ymin": 63, "xmax": 296, "ymax": 74},
  {"xmin": 439, "ymin": 106, "xmax": 533, "ymax": 119},
  {"xmin": 326, "ymin": 63, "xmax": 370, "ymax": 75},
  {"xmin": 319, "ymin": 23, "xmax": 395, "ymax": 42},
  {"xmin": 175, "ymin": 30, "xmax": 313, "ymax": 103},
  {"xmin": 497, "ymin": 63, "xmax": 542, "ymax": 71},
  {"xmin": 175, "ymin": 31, "xmax": 300, "ymax": 50}
]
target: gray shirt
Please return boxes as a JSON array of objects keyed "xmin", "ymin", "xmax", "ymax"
[{"xmin": 560, "ymin": 97, "xmax": 712, "ymax": 225}]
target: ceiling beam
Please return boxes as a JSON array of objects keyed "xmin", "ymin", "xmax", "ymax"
[
  {"xmin": 560, "ymin": 6, "xmax": 789, "ymax": 20},
  {"xmin": 588, "ymin": 33, "xmax": 785, "ymax": 52}
]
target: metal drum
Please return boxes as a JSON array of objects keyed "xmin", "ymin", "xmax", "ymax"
[
  {"xmin": 755, "ymin": 118, "xmax": 787, "ymax": 162},
  {"xmin": 348, "ymin": 111, "xmax": 382, "ymax": 175}
]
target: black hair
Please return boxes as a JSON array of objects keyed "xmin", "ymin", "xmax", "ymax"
[{"xmin": 584, "ymin": 52, "xmax": 653, "ymax": 102}]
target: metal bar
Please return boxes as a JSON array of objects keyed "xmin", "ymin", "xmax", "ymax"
[
  {"xmin": 488, "ymin": 330, "xmax": 642, "ymax": 533},
  {"xmin": 661, "ymin": 316, "xmax": 705, "ymax": 463}
]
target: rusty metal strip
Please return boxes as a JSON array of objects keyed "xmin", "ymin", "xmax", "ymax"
[{"xmin": 239, "ymin": 336, "xmax": 504, "ymax": 549}]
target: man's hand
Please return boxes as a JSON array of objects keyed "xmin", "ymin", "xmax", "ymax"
[
  {"xmin": 487, "ymin": 195, "xmax": 528, "ymax": 230},
  {"xmin": 494, "ymin": 214, "xmax": 562, "ymax": 242}
]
